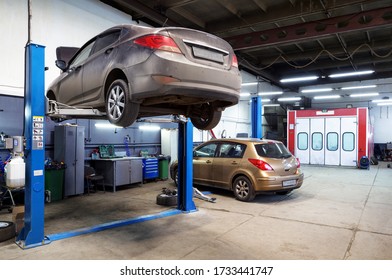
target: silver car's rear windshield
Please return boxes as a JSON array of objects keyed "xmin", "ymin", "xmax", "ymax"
[{"xmin": 254, "ymin": 143, "xmax": 292, "ymax": 159}]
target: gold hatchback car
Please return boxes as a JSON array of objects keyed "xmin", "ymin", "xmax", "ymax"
[{"xmin": 170, "ymin": 138, "xmax": 304, "ymax": 201}]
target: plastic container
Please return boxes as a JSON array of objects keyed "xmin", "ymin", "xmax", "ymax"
[
  {"xmin": 44, "ymin": 169, "xmax": 65, "ymax": 202},
  {"xmin": 158, "ymin": 156, "xmax": 169, "ymax": 180},
  {"xmin": 4, "ymin": 157, "xmax": 25, "ymax": 188}
]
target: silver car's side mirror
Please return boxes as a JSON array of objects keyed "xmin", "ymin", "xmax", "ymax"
[{"xmin": 55, "ymin": 60, "xmax": 67, "ymax": 71}]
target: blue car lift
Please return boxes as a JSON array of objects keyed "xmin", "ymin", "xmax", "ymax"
[
  {"xmin": 251, "ymin": 96, "xmax": 262, "ymax": 138},
  {"xmin": 17, "ymin": 44, "xmax": 196, "ymax": 249}
]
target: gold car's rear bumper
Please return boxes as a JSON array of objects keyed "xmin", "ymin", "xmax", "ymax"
[{"xmin": 254, "ymin": 172, "xmax": 304, "ymax": 192}]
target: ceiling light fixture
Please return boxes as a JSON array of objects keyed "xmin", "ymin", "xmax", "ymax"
[
  {"xmin": 280, "ymin": 76, "xmax": 318, "ymax": 83},
  {"xmin": 139, "ymin": 125, "xmax": 161, "ymax": 131},
  {"xmin": 277, "ymin": 97, "xmax": 301, "ymax": 101},
  {"xmin": 258, "ymin": 91, "xmax": 283, "ymax": 96},
  {"xmin": 341, "ymin": 85, "xmax": 377, "ymax": 90},
  {"xmin": 263, "ymin": 104, "xmax": 280, "ymax": 107},
  {"xmin": 329, "ymin": 70, "xmax": 374, "ymax": 78},
  {"xmin": 262, "ymin": 98, "xmax": 271, "ymax": 102},
  {"xmin": 313, "ymin": 95, "xmax": 341, "ymax": 100},
  {"xmin": 240, "ymin": 93, "xmax": 251, "ymax": 97},
  {"xmin": 376, "ymin": 102, "xmax": 392, "ymax": 106},
  {"xmin": 371, "ymin": 99, "xmax": 391, "ymax": 103},
  {"xmin": 95, "ymin": 123, "xmax": 121, "ymax": 129},
  {"xmin": 301, "ymin": 88, "xmax": 332, "ymax": 93},
  {"xmin": 241, "ymin": 82, "xmax": 258, "ymax": 86},
  {"xmin": 349, "ymin": 93, "xmax": 379, "ymax": 98}
]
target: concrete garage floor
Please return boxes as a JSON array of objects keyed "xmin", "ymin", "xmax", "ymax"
[{"xmin": 0, "ymin": 162, "xmax": 391, "ymax": 260}]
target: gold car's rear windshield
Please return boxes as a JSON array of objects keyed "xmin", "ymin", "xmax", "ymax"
[{"xmin": 254, "ymin": 143, "xmax": 292, "ymax": 159}]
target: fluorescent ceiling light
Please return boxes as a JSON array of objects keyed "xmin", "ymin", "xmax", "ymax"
[
  {"xmin": 301, "ymin": 88, "xmax": 332, "ymax": 93},
  {"xmin": 241, "ymin": 82, "xmax": 258, "ymax": 86},
  {"xmin": 258, "ymin": 91, "xmax": 283, "ymax": 96},
  {"xmin": 277, "ymin": 97, "xmax": 301, "ymax": 101},
  {"xmin": 262, "ymin": 98, "xmax": 271, "ymax": 102},
  {"xmin": 240, "ymin": 93, "xmax": 251, "ymax": 97},
  {"xmin": 341, "ymin": 85, "xmax": 377, "ymax": 90},
  {"xmin": 329, "ymin": 70, "xmax": 374, "ymax": 78},
  {"xmin": 95, "ymin": 123, "xmax": 120, "ymax": 129},
  {"xmin": 350, "ymin": 92, "xmax": 379, "ymax": 98},
  {"xmin": 139, "ymin": 125, "xmax": 161, "ymax": 131},
  {"xmin": 372, "ymin": 99, "xmax": 391, "ymax": 103},
  {"xmin": 313, "ymin": 95, "xmax": 341, "ymax": 100},
  {"xmin": 280, "ymin": 76, "xmax": 318, "ymax": 83},
  {"xmin": 263, "ymin": 104, "xmax": 280, "ymax": 107},
  {"xmin": 376, "ymin": 102, "xmax": 392, "ymax": 106}
]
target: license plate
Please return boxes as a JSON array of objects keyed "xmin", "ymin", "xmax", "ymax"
[
  {"xmin": 282, "ymin": 179, "xmax": 296, "ymax": 187},
  {"xmin": 192, "ymin": 46, "xmax": 224, "ymax": 63}
]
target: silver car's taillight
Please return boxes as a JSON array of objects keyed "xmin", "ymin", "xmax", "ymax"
[
  {"xmin": 232, "ymin": 54, "xmax": 238, "ymax": 68},
  {"xmin": 134, "ymin": 34, "xmax": 182, "ymax": 54}
]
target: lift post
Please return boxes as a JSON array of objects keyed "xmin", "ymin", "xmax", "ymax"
[
  {"xmin": 16, "ymin": 44, "xmax": 48, "ymax": 248},
  {"xmin": 251, "ymin": 96, "xmax": 262, "ymax": 138},
  {"xmin": 177, "ymin": 120, "xmax": 196, "ymax": 212}
]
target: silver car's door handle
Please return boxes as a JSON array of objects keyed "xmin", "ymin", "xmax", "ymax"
[
  {"xmin": 206, "ymin": 160, "xmax": 212, "ymax": 164},
  {"xmin": 105, "ymin": 48, "xmax": 113, "ymax": 54},
  {"xmin": 231, "ymin": 161, "xmax": 238, "ymax": 165}
]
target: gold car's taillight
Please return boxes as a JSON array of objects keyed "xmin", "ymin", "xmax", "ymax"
[
  {"xmin": 134, "ymin": 35, "xmax": 182, "ymax": 54},
  {"xmin": 248, "ymin": 158, "xmax": 274, "ymax": 171}
]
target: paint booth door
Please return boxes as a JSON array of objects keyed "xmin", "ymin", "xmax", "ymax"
[
  {"xmin": 310, "ymin": 118, "xmax": 325, "ymax": 164},
  {"xmin": 324, "ymin": 118, "xmax": 340, "ymax": 165},
  {"xmin": 295, "ymin": 118, "xmax": 310, "ymax": 164},
  {"xmin": 340, "ymin": 117, "xmax": 357, "ymax": 166}
]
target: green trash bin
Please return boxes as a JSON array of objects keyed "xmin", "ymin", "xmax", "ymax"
[
  {"xmin": 44, "ymin": 165, "xmax": 66, "ymax": 202},
  {"xmin": 158, "ymin": 156, "xmax": 169, "ymax": 180}
]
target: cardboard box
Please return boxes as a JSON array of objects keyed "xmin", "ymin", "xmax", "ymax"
[{"xmin": 12, "ymin": 206, "xmax": 24, "ymax": 234}]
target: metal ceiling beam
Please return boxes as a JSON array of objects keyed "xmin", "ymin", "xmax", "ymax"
[
  {"xmin": 209, "ymin": 0, "xmax": 369, "ymax": 34},
  {"xmin": 105, "ymin": 0, "xmax": 180, "ymax": 26},
  {"xmin": 224, "ymin": 6, "xmax": 392, "ymax": 51}
]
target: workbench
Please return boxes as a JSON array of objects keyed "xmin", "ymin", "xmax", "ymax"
[{"xmin": 91, "ymin": 157, "xmax": 143, "ymax": 192}]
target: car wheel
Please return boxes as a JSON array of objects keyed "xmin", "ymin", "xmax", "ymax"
[
  {"xmin": 106, "ymin": 79, "xmax": 139, "ymax": 127},
  {"xmin": 0, "ymin": 221, "xmax": 16, "ymax": 242},
  {"xmin": 173, "ymin": 167, "xmax": 179, "ymax": 187},
  {"xmin": 190, "ymin": 103, "xmax": 222, "ymax": 130},
  {"xmin": 232, "ymin": 176, "xmax": 255, "ymax": 202}
]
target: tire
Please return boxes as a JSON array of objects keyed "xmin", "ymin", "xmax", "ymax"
[
  {"xmin": 156, "ymin": 193, "xmax": 177, "ymax": 206},
  {"xmin": 232, "ymin": 176, "xmax": 255, "ymax": 202},
  {"xmin": 370, "ymin": 156, "xmax": 378, "ymax": 165},
  {"xmin": 173, "ymin": 167, "xmax": 179, "ymax": 187},
  {"xmin": 0, "ymin": 221, "xmax": 16, "ymax": 242},
  {"xmin": 105, "ymin": 79, "xmax": 139, "ymax": 127},
  {"xmin": 190, "ymin": 103, "xmax": 222, "ymax": 130}
]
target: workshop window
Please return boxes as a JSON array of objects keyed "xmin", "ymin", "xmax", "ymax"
[
  {"xmin": 297, "ymin": 132, "xmax": 308, "ymax": 150},
  {"xmin": 342, "ymin": 132, "xmax": 355, "ymax": 151},
  {"xmin": 327, "ymin": 132, "xmax": 338, "ymax": 151},
  {"xmin": 312, "ymin": 132, "xmax": 323, "ymax": 151}
]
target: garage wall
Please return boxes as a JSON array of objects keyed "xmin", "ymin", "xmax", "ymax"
[
  {"xmin": 0, "ymin": 0, "xmax": 136, "ymax": 96},
  {"xmin": 370, "ymin": 106, "xmax": 392, "ymax": 143}
]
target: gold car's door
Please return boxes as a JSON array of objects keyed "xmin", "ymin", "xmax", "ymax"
[
  {"xmin": 192, "ymin": 143, "xmax": 217, "ymax": 185},
  {"xmin": 212, "ymin": 143, "xmax": 246, "ymax": 188}
]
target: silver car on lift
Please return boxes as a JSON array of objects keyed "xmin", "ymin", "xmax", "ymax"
[{"xmin": 46, "ymin": 24, "xmax": 241, "ymax": 129}]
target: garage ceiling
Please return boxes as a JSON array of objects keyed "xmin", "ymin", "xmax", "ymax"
[{"xmin": 101, "ymin": 0, "xmax": 392, "ymax": 98}]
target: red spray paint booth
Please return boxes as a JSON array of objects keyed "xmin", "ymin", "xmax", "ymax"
[{"xmin": 287, "ymin": 108, "xmax": 373, "ymax": 167}]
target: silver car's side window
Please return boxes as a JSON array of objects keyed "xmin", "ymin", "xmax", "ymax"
[
  {"xmin": 194, "ymin": 143, "xmax": 217, "ymax": 157},
  {"xmin": 93, "ymin": 30, "xmax": 121, "ymax": 54},
  {"xmin": 69, "ymin": 40, "xmax": 95, "ymax": 68}
]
